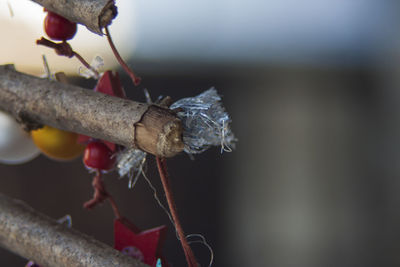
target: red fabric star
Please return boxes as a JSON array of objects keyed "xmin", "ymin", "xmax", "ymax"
[
  {"xmin": 114, "ymin": 218, "xmax": 169, "ymax": 267},
  {"xmin": 94, "ymin": 70, "xmax": 126, "ymax": 98}
]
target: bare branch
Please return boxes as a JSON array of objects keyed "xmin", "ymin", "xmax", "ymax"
[
  {"xmin": 30, "ymin": 0, "xmax": 117, "ymax": 35},
  {"xmin": 0, "ymin": 193, "xmax": 149, "ymax": 267},
  {"xmin": 0, "ymin": 65, "xmax": 184, "ymax": 158}
]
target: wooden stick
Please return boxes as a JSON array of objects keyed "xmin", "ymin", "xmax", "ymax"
[
  {"xmin": 0, "ymin": 193, "xmax": 149, "ymax": 267},
  {"xmin": 0, "ymin": 65, "xmax": 183, "ymax": 158},
  {"xmin": 30, "ymin": 0, "xmax": 117, "ymax": 35}
]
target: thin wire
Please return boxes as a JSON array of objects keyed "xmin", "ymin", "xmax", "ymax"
[
  {"xmin": 128, "ymin": 156, "xmax": 146, "ymax": 189},
  {"xmin": 187, "ymin": 234, "xmax": 214, "ymax": 267},
  {"xmin": 141, "ymin": 170, "xmax": 175, "ymax": 228}
]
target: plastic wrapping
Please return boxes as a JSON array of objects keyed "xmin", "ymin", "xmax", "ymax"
[
  {"xmin": 170, "ymin": 87, "xmax": 236, "ymax": 154},
  {"xmin": 116, "ymin": 148, "xmax": 147, "ymax": 188},
  {"xmin": 78, "ymin": 55, "xmax": 104, "ymax": 79}
]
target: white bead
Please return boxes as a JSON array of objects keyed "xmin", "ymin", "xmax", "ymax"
[{"xmin": 0, "ymin": 111, "xmax": 39, "ymax": 164}]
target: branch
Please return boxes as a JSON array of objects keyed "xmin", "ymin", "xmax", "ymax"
[
  {"xmin": 0, "ymin": 193, "xmax": 149, "ymax": 267},
  {"xmin": 30, "ymin": 0, "xmax": 117, "ymax": 35},
  {"xmin": 0, "ymin": 65, "xmax": 184, "ymax": 158}
]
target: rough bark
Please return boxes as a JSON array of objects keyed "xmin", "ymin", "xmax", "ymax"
[
  {"xmin": 0, "ymin": 193, "xmax": 149, "ymax": 267},
  {"xmin": 31, "ymin": 0, "xmax": 117, "ymax": 35},
  {"xmin": 0, "ymin": 65, "xmax": 184, "ymax": 158}
]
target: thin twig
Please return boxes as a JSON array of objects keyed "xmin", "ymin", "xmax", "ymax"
[
  {"xmin": 156, "ymin": 157, "xmax": 199, "ymax": 267},
  {"xmin": 36, "ymin": 37, "xmax": 99, "ymax": 79},
  {"xmin": 105, "ymin": 27, "xmax": 141, "ymax": 86}
]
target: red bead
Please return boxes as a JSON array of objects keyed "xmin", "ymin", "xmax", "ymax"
[
  {"xmin": 44, "ymin": 11, "xmax": 77, "ymax": 41},
  {"xmin": 83, "ymin": 141, "xmax": 115, "ymax": 171}
]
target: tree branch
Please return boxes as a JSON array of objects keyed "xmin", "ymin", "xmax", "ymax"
[
  {"xmin": 30, "ymin": 0, "xmax": 117, "ymax": 35},
  {"xmin": 0, "ymin": 193, "xmax": 149, "ymax": 267},
  {"xmin": 0, "ymin": 65, "xmax": 184, "ymax": 158}
]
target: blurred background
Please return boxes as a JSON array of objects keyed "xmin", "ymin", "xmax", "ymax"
[{"xmin": 1, "ymin": 0, "xmax": 400, "ymax": 266}]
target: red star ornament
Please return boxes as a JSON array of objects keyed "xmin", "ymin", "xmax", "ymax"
[
  {"xmin": 94, "ymin": 70, "xmax": 126, "ymax": 98},
  {"xmin": 114, "ymin": 218, "xmax": 169, "ymax": 267}
]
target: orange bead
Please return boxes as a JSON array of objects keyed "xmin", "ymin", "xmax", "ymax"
[{"xmin": 31, "ymin": 125, "xmax": 84, "ymax": 160}]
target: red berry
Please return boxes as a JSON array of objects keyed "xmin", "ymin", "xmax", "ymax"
[
  {"xmin": 44, "ymin": 11, "xmax": 77, "ymax": 41},
  {"xmin": 83, "ymin": 141, "xmax": 115, "ymax": 171}
]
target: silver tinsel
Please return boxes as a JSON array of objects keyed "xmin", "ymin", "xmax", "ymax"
[
  {"xmin": 170, "ymin": 87, "xmax": 236, "ymax": 154},
  {"xmin": 116, "ymin": 87, "xmax": 236, "ymax": 186}
]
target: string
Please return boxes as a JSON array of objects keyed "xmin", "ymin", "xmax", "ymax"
[
  {"xmin": 83, "ymin": 170, "xmax": 122, "ymax": 220},
  {"xmin": 104, "ymin": 26, "xmax": 141, "ymax": 86},
  {"xmin": 141, "ymin": 160, "xmax": 214, "ymax": 266},
  {"xmin": 141, "ymin": 171, "xmax": 175, "ymax": 228},
  {"xmin": 186, "ymin": 234, "xmax": 214, "ymax": 267},
  {"xmin": 156, "ymin": 157, "xmax": 199, "ymax": 267}
]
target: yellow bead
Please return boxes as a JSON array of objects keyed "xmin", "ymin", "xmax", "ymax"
[{"xmin": 31, "ymin": 125, "xmax": 84, "ymax": 160}]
